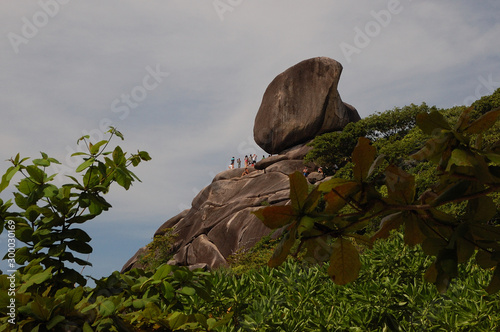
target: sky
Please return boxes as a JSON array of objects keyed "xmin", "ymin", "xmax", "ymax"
[{"xmin": 1, "ymin": 0, "xmax": 499, "ymax": 283}]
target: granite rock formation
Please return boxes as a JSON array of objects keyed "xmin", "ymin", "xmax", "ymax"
[
  {"xmin": 254, "ymin": 57, "xmax": 360, "ymax": 154},
  {"xmin": 122, "ymin": 57, "xmax": 359, "ymax": 272},
  {"xmin": 121, "ymin": 145, "xmax": 312, "ymax": 272}
]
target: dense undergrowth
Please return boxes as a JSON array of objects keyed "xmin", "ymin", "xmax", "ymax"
[{"xmin": 210, "ymin": 232, "xmax": 500, "ymax": 331}]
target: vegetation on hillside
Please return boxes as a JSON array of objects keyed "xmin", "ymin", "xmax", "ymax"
[
  {"xmin": 1, "ymin": 89, "xmax": 499, "ymax": 331},
  {"xmin": 256, "ymin": 88, "xmax": 500, "ymax": 294}
]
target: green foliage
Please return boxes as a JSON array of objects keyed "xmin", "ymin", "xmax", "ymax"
[
  {"xmin": 139, "ymin": 230, "xmax": 178, "ymax": 272},
  {"xmin": 305, "ymin": 103, "xmax": 433, "ymax": 173},
  {"xmin": 256, "ymin": 105, "xmax": 500, "ymax": 294},
  {"xmin": 207, "ymin": 233, "xmax": 500, "ymax": 331},
  {"xmin": 226, "ymin": 235, "xmax": 279, "ymax": 275},
  {"xmin": 0, "ymin": 128, "xmax": 151, "ymax": 291}
]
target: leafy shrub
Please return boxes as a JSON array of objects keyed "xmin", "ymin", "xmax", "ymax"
[
  {"xmin": 138, "ymin": 229, "xmax": 178, "ymax": 272},
  {"xmin": 226, "ymin": 235, "xmax": 279, "ymax": 275}
]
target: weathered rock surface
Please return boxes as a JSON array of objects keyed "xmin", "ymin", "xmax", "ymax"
[
  {"xmin": 254, "ymin": 57, "xmax": 360, "ymax": 154},
  {"xmin": 121, "ymin": 159, "xmax": 304, "ymax": 272}
]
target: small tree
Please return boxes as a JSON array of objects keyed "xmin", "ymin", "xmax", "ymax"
[{"xmin": 0, "ymin": 129, "xmax": 231, "ymax": 331}]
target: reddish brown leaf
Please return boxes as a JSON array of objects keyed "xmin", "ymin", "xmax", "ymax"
[
  {"xmin": 327, "ymin": 237, "xmax": 361, "ymax": 285},
  {"xmin": 323, "ymin": 182, "xmax": 359, "ymax": 214},
  {"xmin": 403, "ymin": 213, "xmax": 425, "ymax": 247},
  {"xmin": 371, "ymin": 212, "xmax": 404, "ymax": 242},
  {"xmin": 485, "ymin": 264, "xmax": 500, "ymax": 295},
  {"xmin": 416, "ymin": 111, "xmax": 451, "ymax": 135},
  {"xmin": 288, "ymin": 171, "xmax": 309, "ymax": 212},
  {"xmin": 385, "ymin": 165, "xmax": 415, "ymax": 205},
  {"xmin": 352, "ymin": 137, "xmax": 376, "ymax": 183},
  {"xmin": 268, "ymin": 226, "xmax": 297, "ymax": 268},
  {"xmin": 465, "ymin": 107, "xmax": 500, "ymax": 134},
  {"xmin": 253, "ymin": 205, "xmax": 295, "ymax": 229}
]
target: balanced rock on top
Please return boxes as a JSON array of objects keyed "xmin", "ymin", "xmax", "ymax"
[{"xmin": 254, "ymin": 57, "xmax": 361, "ymax": 154}]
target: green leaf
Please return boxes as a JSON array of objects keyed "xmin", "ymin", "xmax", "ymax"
[
  {"xmin": 327, "ymin": 237, "xmax": 361, "ymax": 285},
  {"xmin": 67, "ymin": 240, "xmax": 93, "ymax": 254},
  {"xmin": 75, "ymin": 158, "xmax": 95, "ymax": 173},
  {"xmin": 15, "ymin": 246, "xmax": 31, "ymax": 265},
  {"xmin": 63, "ymin": 228, "xmax": 92, "ymax": 242},
  {"xmin": 139, "ymin": 151, "xmax": 152, "ymax": 161},
  {"xmin": 89, "ymin": 140, "xmax": 108, "ymax": 155},
  {"xmin": 33, "ymin": 158, "xmax": 50, "ymax": 167},
  {"xmin": 0, "ymin": 165, "xmax": 20, "ymax": 192},
  {"xmin": 303, "ymin": 187, "xmax": 322, "ymax": 214},
  {"xmin": 31, "ymin": 297, "xmax": 51, "ymax": 320},
  {"xmin": 114, "ymin": 167, "xmax": 131, "ymax": 189},
  {"xmin": 297, "ymin": 215, "xmax": 317, "ymax": 236},
  {"xmin": 179, "ymin": 286, "xmax": 196, "ymax": 296},
  {"xmin": 48, "ymin": 243, "xmax": 67, "ymax": 257},
  {"xmin": 99, "ymin": 300, "xmax": 115, "ymax": 317},
  {"xmin": 16, "ymin": 226, "xmax": 34, "ymax": 243},
  {"xmin": 470, "ymin": 224, "xmax": 500, "ymax": 242},
  {"xmin": 26, "ymin": 165, "xmax": 45, "ymax": 183},
  {"xmin": 83, "ymin": 322, "xmax": 93, "ymax": 332},
  {"xmin": 464, "ymin": 196, "xmax": 497, "ymax": 223},
  {"xmin": 454, "ymin": 106, "xmax": 473, "ymax": 131},
  {"xmin": 446, "ymin": 148, "xmax": 476, "ymax": 170},
  {"xmin": 253, "ymin": 205, "xmax": 296, "ymax": 229},
  {"xmin": 411, "ymin": 136, "xmax": 447, "ymax": 161},
  {"xmin": 153, "ymin": 264, "xmax": 173, "ymax": 280},
  {"xmin": 19, "ymin": 267, "xmax": 53, "ymax": 293},
  {"xmin": 416, "ymin": 111, "xmax": 451, "ymax": 135},
  {"xmin": 71, "ymin": 152, "xmax": 89, "ymax": 157},
  {"xmin": 47, "ymin": 315, "xmax": 66, "ymax": 329},
  {"xmin": 167, "ymin": 312, "xmax": 189, "ymax": 330},
  {"xmin": 352, "ymin": 137, "xmax": 376, "ymax": 183},
  {"xmin": 112, "ymin": 146, "xmax": 126, "ymax": 165},
  {"xmin": 42, "ymin": 184, "xmax": 59, "ymax": 198},
  {"xmin": 160, "ymin": 280, "xmax": 175, "ymax": 301},
  {"xmin": 368, "ymin": 154, "xmax": 386, "ymax": 178}
]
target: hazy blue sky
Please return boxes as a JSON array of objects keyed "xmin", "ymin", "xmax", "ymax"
[{"xmin": 1, "ymin": 0, "xmax": 499, "ymax": 282}]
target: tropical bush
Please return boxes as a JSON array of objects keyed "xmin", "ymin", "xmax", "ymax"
[{"xmin": 0, "ymin": 129, "xmax": 230, "ymax": 331}]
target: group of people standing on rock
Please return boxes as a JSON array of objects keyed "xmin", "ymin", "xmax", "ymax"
[{"xmin": 229, "ymin": 154, "xmax": 267, "ymax": 170}]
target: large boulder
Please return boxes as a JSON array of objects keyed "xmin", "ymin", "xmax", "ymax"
[{"xmin": 254, "ymin": 57, "xmax": 360, "ymax": 154}]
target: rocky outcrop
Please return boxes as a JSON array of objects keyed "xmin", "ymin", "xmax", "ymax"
[
  {"xmin": 121, "ymin": 151, "xmax": 310, "ymax": 272},
  {"xmin": 254, "ymin": 57, "xmax": 360, "ymax": 154},
  {"xmin": 122, "ymin": 57, "xmax": 359, "ymax": 272}
]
